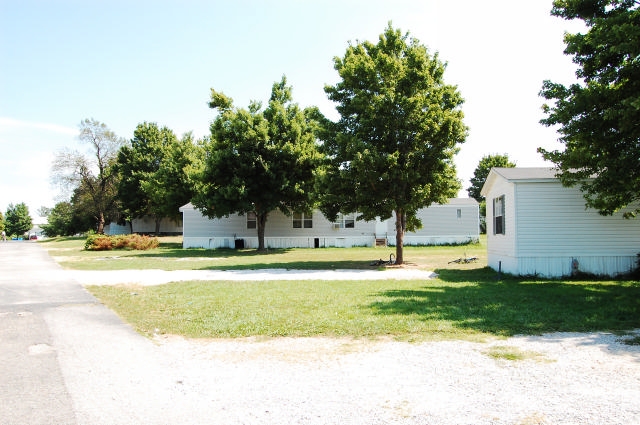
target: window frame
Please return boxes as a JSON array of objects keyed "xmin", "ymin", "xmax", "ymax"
[
  {"xmin": 246, "ymin": 211, "xmax": 257, "ymax": 229},
  {"xmin": 493, "ymin": 195, "xmax": 505, "ymax": 235},
  {"xmin": 334, "ymin": 213, "xmax": 355, "ymax": 229},
  {"xmin": 292, "ymin": 212, "xmax": 313, "ymax": 229}
]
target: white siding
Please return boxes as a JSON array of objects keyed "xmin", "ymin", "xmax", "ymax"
[
  {"xmin": 512, "ymin": 182, "xmax": 640, "ymax": 277},
  {"xmin": 385, "ymin": 201, "xmax": 479, "ymax": 245},
  {"xmin": 132, "ymin": 217, "xmax": 182, "ymax": 234},
  {"xmin": 180, "ymin": 204, "xmax": 377, "ymax": 249},
  {"xmin": 105, "ymin": 217, "xmax": 183, "ymax": 235},
  {"xmin": 483, "ymin": 168, "xmax": 640, "ymax": 277},
  {"xmin": 515, "ymin": 182, "xmax": 640, "ymax": 255},
  {"xmin": 485, "ymin": 175, "xmax": 517, "ymax": 273}
]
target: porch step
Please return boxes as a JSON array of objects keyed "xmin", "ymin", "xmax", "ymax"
[{"xmin": 375, "ymin": 238, "xmax": 387, "ymax": 247}]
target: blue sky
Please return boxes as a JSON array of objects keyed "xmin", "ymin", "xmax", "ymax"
[{"xmin": 0, "ymin": 0, "xmax": 584, "ymax": 221}]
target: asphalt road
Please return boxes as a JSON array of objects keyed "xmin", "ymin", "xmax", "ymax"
[{"xmin": 0, "ymin": 241, "xmax": 189, "ymax": 425}]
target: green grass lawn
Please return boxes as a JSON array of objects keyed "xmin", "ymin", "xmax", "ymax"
[
  {"xmin": 38, "ymin": 235, "xmax": 485, "ymax": 271},
  {"xmin": 42, "ymin": 236, "xmax": 640, "ymax": 341}
]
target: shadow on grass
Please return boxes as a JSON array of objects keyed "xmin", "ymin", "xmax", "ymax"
[
  {"xmin": 114, "ymin": 247, "xmax": 380, "ymax": 270},
  {"xmin": 369, "ymin": 267, "xmax": 640, "ymax": 337},
  {"xmin": 136, "ymin": 247, "xmax": 293, "ymax": 258}
]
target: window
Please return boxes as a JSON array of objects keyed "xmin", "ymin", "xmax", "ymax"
[
  {"xmin": 456, "ymin": 208, "xmax": 462, "ymax": 219},
  {"xmin": 293, "ymin": 212, "xmax": 313, "ymax": 228},
  {"xmin": 334, "ymin": 213, "xmax": 355, "ymax": 229},
  {"xmin": 247, "ymin": 211, "xmax": 257, "ymax": 229},
  {"xmin": 493, "ymin": 195, "xmax": 505, "ymax": 235}
]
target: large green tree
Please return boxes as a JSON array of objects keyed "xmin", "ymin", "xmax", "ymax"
[
  {"xmin": 51, "ymin": 119, "xmax": 124, "ymax": 233},
  {"xmin": 539, "ymin": 0, "xmax": 640, "ymax": 217},
  {"xmin": 193, "ymin": 76, "xmax": 322, "ymax": 251},
  {"xmin": 139, "ymin": 131, "xmax": 199, "ymax": 232},
  {"xmin": 5, "ymin": 203, "xmax": 32, "ymax": 237},
  {"xmin": 116, "ymin": 122, "xmax": 195, "ymax": 234},
  {"xmin": 41, "ymin": 202, "xmax": 74, "ymax": 236},
  {"xmin": 319, "ymin": 24, "xmax": 467, "ymax": 264}
]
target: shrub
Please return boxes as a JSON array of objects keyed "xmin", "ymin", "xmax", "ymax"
[
  {"xmin": 86, "ymin": 235, "xmax": 114, "ymax": 251},
  {"xmin": 126, "ymin": 234, "xmax": 159, "ymax": 250},
  {"xmin": 84, "ymin": 234, "xmax": 159, "ymax": 251}
]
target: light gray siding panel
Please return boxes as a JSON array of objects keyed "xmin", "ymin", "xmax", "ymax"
[
  {"xmin": 515, "ymin": 182, "xmax": 640, "ymax": 257},
  {"xmin": 131, "ymin": 217, "xmax": 182, "ymax": 234},
  {"xmin": 386, "ymin": 202, "xmax": 480, "ymax": 245},
  {"xmin": 180, "ymin": 206, "xmax": 377, "ymax": 248},
  {"xmin": 485, "ymin": 176, "xmax": 516, "ymax": 257}
]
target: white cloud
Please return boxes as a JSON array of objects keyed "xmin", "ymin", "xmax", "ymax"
[{"xmin": 0, "ymin": 117, "xmax": 77, "ymax": 136}]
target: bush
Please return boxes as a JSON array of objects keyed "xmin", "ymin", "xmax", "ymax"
[{"xmin": 85, "ymin": 234, "xmax": 159, "ymax": 251}]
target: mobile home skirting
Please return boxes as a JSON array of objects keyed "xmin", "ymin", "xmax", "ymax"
[
  {"xmin": 488, "ymin": 254, "xmax": 637, "ymax": 278},
  {"xmin": 182, "ymin": 235, "xmax": 375, "ymax": 249}
]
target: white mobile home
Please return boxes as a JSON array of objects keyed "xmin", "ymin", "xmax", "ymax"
[
  {"xmin": 105, "ymin": 216, "xmax": 183, "ymax": 235},
  {"xmin": 179, "ymin": 204, "xmax": 375, "ymax": 249},
  {"xmin": 180, "ymin": 199, "xmax": 479, "ymax": 249},
  {"xmin": 382, "ymin": 198, "xmax": 479, "ymax": 246},
  {"xmin": 481, "ymin": 167, "xmax": 640, "ymax": 278}
]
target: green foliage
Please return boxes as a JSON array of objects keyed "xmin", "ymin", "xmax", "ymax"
[
  {"xmin": 319, "ymin": 23, "xmax": 467, "ymax": 264},
  {"xmin": 192, "ymin": 76, "xmax": 322, "ymax": 250},
  {"xmin": 5, "ymin": 202, "xmax": 32, "ymax": 237},
  {"xmin": 0, "ymin": 210, "xmax": 4, "ymax": 232},
  {"xmin": 115, "ymin": 122, "xmax": 196, "ymax": 233},
  {"xmin": 84, "ymin": 233, "xmax": 159, "ymax": 251},
  {"xmin": 41, "ymin": 201, "xmax": 82, "ymax": 236},
  {"xmin": 539, "ymin": 0, "xmax": 640, "ymax": 218},
  {"xmin": 467, "ymin": 154, "xmax": 516, "ymax": 203},
  {"xmin": 139, "ymin": 132, "xmax": 199, "ymax": 225}
]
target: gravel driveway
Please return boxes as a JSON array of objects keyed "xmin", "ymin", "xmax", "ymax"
[
  {"xmin": 148, "ymin": 332, "xmax": 640, "ymax": 425},
  {"xmin": 67, "ymin": 268, "xmax": 640, "ymax": 425}
]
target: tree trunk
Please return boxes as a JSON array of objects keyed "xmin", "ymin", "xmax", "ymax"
[
  {"xmin": 97, "ymin": 212, "xmax": 105, "ymax": 234},
  {"xmin": 394, "ymin": 208, "xmax": 405, "ymax": 265},
  {"xmin": 257, "ymin": 211, "xmax": 268, "ymax": 251},
  {"xmin": 154, "ymin": 217, "xmax": 161, "ymax": 235}
]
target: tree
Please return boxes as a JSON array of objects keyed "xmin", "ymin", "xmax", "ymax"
[
  {"xmin": 40, "ymin": 201, "xmax": 88, "ymax": 236},
  {"xmin": 115, "ymin": 122, "xmax": 194, "ymax": 234},
  {"xmin": 52, "ymin": 119, "xmax": 124, "ymax": 233},
  {"xmin": 41, "ymin": 202, "xmax": 74, "ymax": 236},
  {"xmin": 539, "ymin": 0, "xmax": 640, "ymax": 217},
  {"xmin": 467, "ymin": 154, "xmax": 516, "ymax": 233},
  {"xmin": 192, "ymin": 76, "xmax": 322, "ymax": 251},
  {"xmin": 139, "ymin": 131, "xmax": 199, "ymax": 232},
  {"xmin": 5, "ymin": 203, "xmax": 32, "ymax": 237},
  {"xmin": 319, "ymin": 24, "xmax": 467, "ymax": 264},
  {"xmin": 467, "ymin": 154, "xmax": 516, "ymax": 203},
  {"xmin": 0, "ymin": 210, "xmax": 4, "ymax": 233}
]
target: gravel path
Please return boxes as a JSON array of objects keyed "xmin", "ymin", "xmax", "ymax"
[
  {"xmin": 68, "ymin": 268, "xmax": 640, "ymax": 424},
  {"xmin": 149, "ymin": 332, "xmax": 640, "ymax": 425}
]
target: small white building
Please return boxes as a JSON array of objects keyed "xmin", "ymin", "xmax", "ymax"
[
  {"xmin": 481, "ymin": 167, "xmax": 640, "ymax": 278},
  {"xmin": 179, "ymin": 199, "xmax": 479, "ymax": 249}
]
